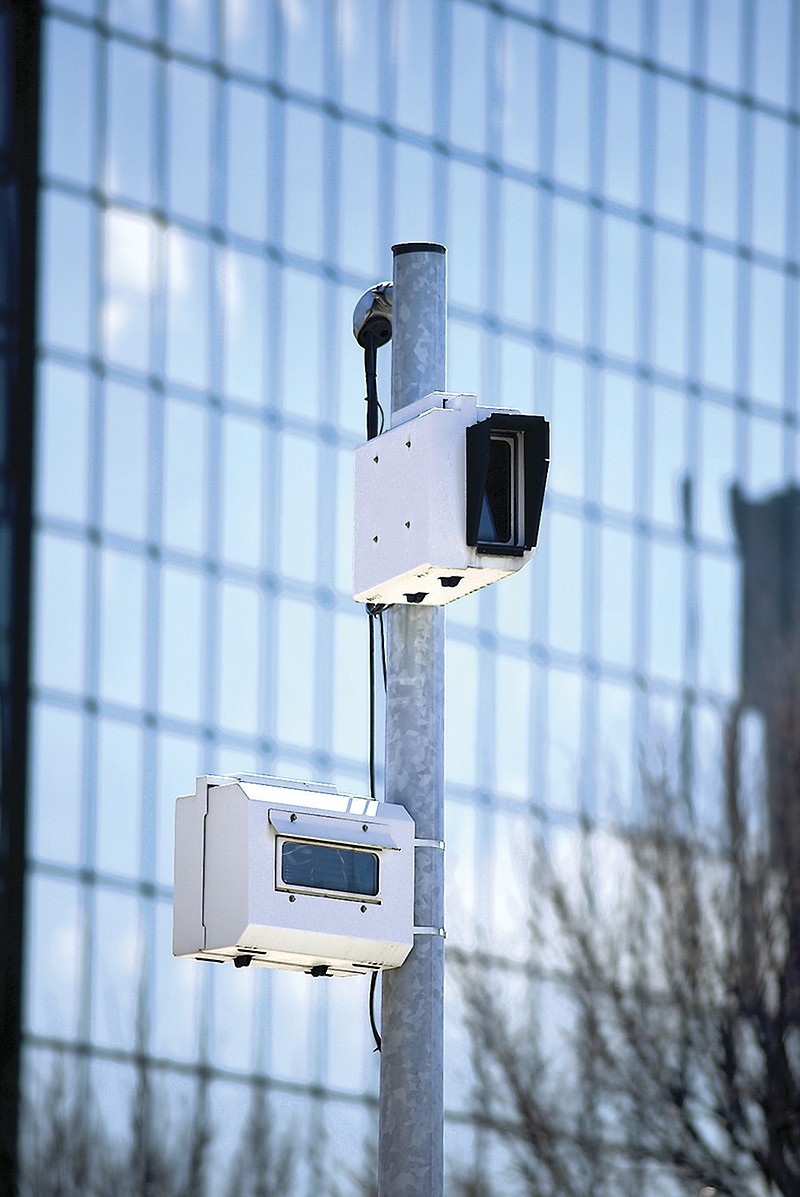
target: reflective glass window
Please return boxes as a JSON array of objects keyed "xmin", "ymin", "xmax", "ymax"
[
  {"xmin": 500, "ymin": 179, "xmax": 537, "ymax": 329},
  {"xmin": 601, "ymin": 370, "xmax": 636, "ymax": 514},
  {"xmin": 448, "ymin": 161, "xmax": 485, "ymax": 311},
  {"xmin": 99, "ymin": 548, "xmax": 147, "ymax": 708},
  {"xmin": 648, "ymin": 540, "xmax": 684, "ymax": 682},
  {"xmin": 223, "ymin": 0, "xmax": 269, "ymax": 75},
  {"xmin": 107, "ymin": 41, "xmax": 155, "ymax": 205},
  {"xmin": 44, "ymin": 18, "xmax": 94, "ymax": 187},
  {"xmin": 279, "ymin": 432, "xmax": 318, "ymax": 582},
  {"xmin": 605, "ymin": 60, "xmax": 640, "ymax": 207},
  {"xmin": 554, "ymin": 41, "xmax": 591, "ymax": 190},
  {"xmin": 102, "ymin": 380, "xmax": 150, "ymax": 541},
  {"xmin": 165, "ymin": 229, "xmax": 210, "ymax": 388},
  {"xmin": 546, "ymin": 669, "xmax": 582, "ymax": 812},
  {"xmin": 25, "ymin": 876, "xmax": 83, "ymax": 1039},
  {"xmin": 42, "ymin": 192, "xmax": 93, "ymax": 355},
  {"xmin": 168, "ymin": 62, "xmax": 212, "ymax": 224},
  {"xmin": 701, "ymin": 248, "xmax": 736, "ymax": 393},
  {"xmin": 394, "ymin": 0, "xmax": 435, "ymax": 136},
  {"xmin": 30, "ymin": 704, "xmax": 84, "ymax": 867},
  {"xmin": 450, "ymin": 1, "xmax": 488, "ymax": 154},
  {"xmin": 703, "ymin": 96, "xmax": 739, "ymax": 242},
  {"xmin": 549, "ymin": 355, "xmax": 585, "ymax": 498},
  {"xmin": 33, "ymin": 533, "xmax": 88, "ymax": 692},
  {"xmin": 706, "ymin": 0, "xmax": 742, "ymax": 89},
  {"xmin": 751, "ymin": 114, "xmax": 787, "ymax": 258},
  {"xmin": 754, "ymin": 0, "xmax": 791, "ymax": 108},
  {"xmin": 600, "ymin": 527, "xmax": 634, "ymax": 668},
  {"xmin": 547, "ymin": 511, "xmax": 583, "ymax": 654},
  {"xmin": 222, "ymin": 249, "xmax": 267, "ymax": 406},
  {"xmin": 603, "ymin": 215, "xmax": 638, "ymax": 360},
  {"xmin": 340, "ymin": 125, "xmax": 381, "ymax": 277},
  {"xmin": 494, "ymin": 654, "xmax": 532, "ymax": 798},
  {"xmin": 654, "ymin": 78, "xmax": 690, "ymax": 225},
  {"xmin": 652, "ymin": 231, "xmax": 688, "ymax": 377},
  {"xmin": 445, "ymin": 641, "xmax": 479, "ymax": 786},
  {"xmin": 159, "ymin": 565, "xmax": 204, "ymax": 723},
  {"xmin": 221, "ymin": 414, "xmax": 264, "ymax": 569},
  {"xmin": 657, "ymin": 0, "xmax": 692, "ymax": 71},
  {"xmin": 501, "ymin": 20, "xmax": 540, "ymax": 172},
  {"xmin": 104, "ymin": 209, "xmax": 154, "ymax": 371},
  {"xmin": 37, "ymin": 362, "xmax": 91, "ymax": 524},
  {"xmin": 275, "ymin": 597, "xmax": 315, "ymax": 749},
  {"xmin": 96, "ymin": 716, "xmax": 142, "ymax": 879},
  {"xmin": 225, "ymin": 83, "xmax": 268, "ymax": 241},
  {"xmin": 217, "ymin": 581, "xmax": 261, "ymax": 736},
  {"xmin": 698, "ymin": 553, "xmax": 739, "ymax": 695},
  {"xmin": 749, "ymin": 264, "xmax": 785, "ymax": 409},
  {"xmin": 552, "ymin": 198, "xmax": 587, "ymax": 343},
  {"xmin": 162, "ymin": 397, "xmax": 208, "ymax": 554},
  {"xmin": 698, "ymin": 401, "xmax": 736, "ymax": 543}
]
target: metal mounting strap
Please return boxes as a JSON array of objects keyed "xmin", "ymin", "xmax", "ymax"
[
  {"xmin": 413, "ymin": 838, "xmax": 445, "ymax": 850},
  {"xmin": 412, "ymin": 925, "xmax": 446, "ymax": 938}
]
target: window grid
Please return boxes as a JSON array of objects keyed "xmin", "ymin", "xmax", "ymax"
[{"xmin": 25, "ymin": 0, "xmax": 800, "ymax": 1191}]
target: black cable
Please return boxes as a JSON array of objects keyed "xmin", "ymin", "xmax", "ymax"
[
  {"xmin": 368, "ymin": 610, "xmax": 376, "ymax": 801},
  {"xmin": 369, "ymin": 969, "xmax": 382, "ymax": 1052},
  {"xmin": 378, "ymin": 610, "xmax": 387, "ymax": 690},
  {"xmin": 364, "ymin": 338, "xmax": 380, "ymax": 441}
]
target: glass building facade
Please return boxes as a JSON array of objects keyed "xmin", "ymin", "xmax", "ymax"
[{"xmin": 4, "ymin": 0, "xmax": 798, "ymax": 1191}]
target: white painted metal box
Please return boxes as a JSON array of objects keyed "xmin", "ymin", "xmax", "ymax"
[
  {"xmin": 353, "ymin": 392, "xmax": 549, "ymax": 606},
  {"xmin": 173, "ymin": 775, "xmax": 415, "ymax": 977}
]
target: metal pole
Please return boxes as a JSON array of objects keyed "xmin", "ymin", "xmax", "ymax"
[{"xmin": 378, "ymin": 243, "xmax": 446, "ymax": 1197}]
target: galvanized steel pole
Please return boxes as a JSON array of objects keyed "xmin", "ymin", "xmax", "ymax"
[{"xmin": 377, "ymin": 243, "xmax": 447, "ymax": 1197}]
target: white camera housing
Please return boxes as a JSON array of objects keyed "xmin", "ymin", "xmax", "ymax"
[
  {"xmin": 173, "ymin": 775, "xmax": 415, "ymax": 976},
  {"xmin": 353, "ymin": 392, "xmax": 549, "ymax": 606}
]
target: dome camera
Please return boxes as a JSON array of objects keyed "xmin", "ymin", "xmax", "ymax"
[{"xmin": 353, "ymin": 281, "xmax": 393, "ymax": 348}]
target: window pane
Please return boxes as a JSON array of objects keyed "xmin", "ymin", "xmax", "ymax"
[
  {"xmin": 554, "ymin": 41, "xmax": 590, "ymax": 189},
  {"xmin": 225, "ymin": 83, "xmax": 268, "ymax": 240},
  {"xmin": 104, "ymin": 209, "xmax": 154, "ymax": 371},
  {"xmin": 96, "ymin": 717, "xmax": 142, "ymax": 878},
  {"xmin": 159, "ymin": 565, "xmax": 204, "ymax": 722},
  {"xmin": 102, "ymin": 380, "xmax": 149, "ymax": 540},
  {"xmin": 36, "ymin": 362, "xmax": 90, "ymax": 523},
  {"xmin": 99, "ymin": 549, "xmax": 147, "ymax": 707},
  {"xmin": 44, "ymin": 18, "xmax": 94, "ymax": 186},
  {"xmin": 42, "ymin": 193, "xmax": 93, "ymax": 354},
  {"xmin": 222, "ymin": 249, "xmax": 266, "ymax": 406},
  {"xmin": 30, "ymin": 704, "xmax": 84, "ymax": 866},
  {"xmin": 168, "ymin": 62, "xmax": 212, "ymax": 224},
  {"xmin": 107, "ymin": 42, "xmax": 154, "ymax": 205},
  {"xmin": 34, "ymin": 533, "xmax": 88, "ymax": 692}
]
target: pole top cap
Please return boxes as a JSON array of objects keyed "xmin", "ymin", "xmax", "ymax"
[{"xmin": 392, "ymin": 242, "xmax": 446, "ymax": 256}]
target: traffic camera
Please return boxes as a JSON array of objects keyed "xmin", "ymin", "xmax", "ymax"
[
  {"xmin": 173, "ymin": 774, "xmax": 415, "ymax": 976},
  {"xmin": 353, "ymin": 391, "xmax": 550, "ymax": 606}
]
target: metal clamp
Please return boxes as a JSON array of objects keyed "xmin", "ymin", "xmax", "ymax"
[
  {"xmin": 413, "ymin": 838, "xmax": 445, "ymax": 850},
  {"xmin": 412, "ymin": 925, "xmax": 446, "ymax": 938}
]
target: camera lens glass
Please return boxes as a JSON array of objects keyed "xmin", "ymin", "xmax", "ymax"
[
  {"xmin": 479, "ymin": 434, "xmax": 515, "ymax": 545},
  {"xmin": 281, "ymin": 841, "xmax": 379, "ymax": 897}
]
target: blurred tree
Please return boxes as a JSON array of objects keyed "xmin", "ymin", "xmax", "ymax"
[
  {"xmin": 18, "ymin": 1058, "xmax": 296, "ymax": 1197},
  {"xmin": 452, "ymin": 698, "xmax": 800, "ymax": 1197}
]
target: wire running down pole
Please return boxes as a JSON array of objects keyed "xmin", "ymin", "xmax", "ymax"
[{"xmin": 378, "ymin": 243, "xmax": 446, "ymax": 1197}]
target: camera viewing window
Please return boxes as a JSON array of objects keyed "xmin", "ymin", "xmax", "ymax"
[
  {"xmin": 281, "ymin": 841, "xmax": 379, "ymax": 897},
  {"xmin": 479, "ymin": 433, "xmax": 518, "ymax": 546}
]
